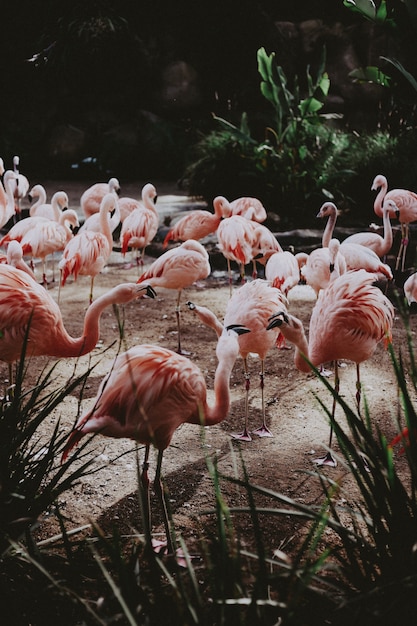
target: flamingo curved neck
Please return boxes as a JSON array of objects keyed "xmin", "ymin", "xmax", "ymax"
[
  {"xmin": 374, "ymin": 180, "xmax": 387, "ymax": 218},
  {"xmin": 322, "ymin": 207, "xmax": 337, "ymax": 247}
]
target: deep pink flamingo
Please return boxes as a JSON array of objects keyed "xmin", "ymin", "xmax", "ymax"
[
  {"xmin": 187, "ymin": 278, "xmax": 287, "ymax": 440},
  {"xmin": 61, "ymin": 324, "xmax": 249, "ymax": 555},
  {"xmin": 267, "ymin": 269, "xmax": 394, "ymax": 466},
  {"xmin": 136, "ymin": 239, "xmax": 211, "ymax": 353}
]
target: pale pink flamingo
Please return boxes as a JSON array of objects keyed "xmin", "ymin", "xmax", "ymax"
[
  {"xmin": 343, "ymin": 204, "xmax": 393, "ymax": 259},
  {"xmin": 301, "ymin": 239, "xmax": 347, "ymax": 296},
  {"xmin": 79, "ymin": 197, "xmax": 120, "ymax": 234},
  {"xmin": 61, "ymin": 324, "xmax": 249, "ymax": 555},
  {"xmin": 0, "ymin": 240, "xmax": 36, "ymax": 279},
  {"xmin": 11, "ymin": 156, "xmax": 29, "ymax": 215},
  {"xmin": 0, "ymin": 263, "xmax": 155, "ymax": 382},
  {"xmin": 163, "ymin": 196, "xmax": 230, "ymax": 247},
  {"xmin": 267, "ymin": 269, "xmax": 394, "ymax": 466},
  {"xmin": 20, "ymin": 209, "xmax": 79, "ymax": 285},
  {"xmin": 120, "ymin": 183, "xmax": 159, "ymax": 266},
  {"xmin": 0, "ymin": 214, "xmax": 53, "ymax": 249},
  {"xmin": 28, "ymin": 184, "xmax": 47, "ymax": 213},
  {"xmin": 81, "ymin": 177, "xmax": 120, "ymax": 219},
  {"xmin": 0, "ymin": 170, "xmax": 18, "ymax": 229},
  {"xmin": 137, "ymin": 239, "xmax": 211, "ymax": 354},
  {"xmin": 227, "ymin": 195, "xmax": 267, "ymax": 222},
  {"xmin": 317, "ymin": 201, "xmax": 393, "ymax": 280},
  {"xmin": 372, "ymin": 174, "xmax": 417, "ymax": 270},
  {"xmin": 187, "ymin": 278, "xmax": 287, "ymax": 440},
  {"xmin": 118, "ymin": 182, "xmax": 158, "ymax": 223},
  {"xmin": 29, "ymin": 189, "xmax": 69, "ymax": 221},
  {"xmin": 59, "ymin": 193, "xmax": 115, "ymax": 304},
  {"xmin": 403, "ymin": 272, "xmax": 417, "ymax": 305},
  {"xmin": 265, "ymin": 250, "xmax": 301, "ymax": 296}
]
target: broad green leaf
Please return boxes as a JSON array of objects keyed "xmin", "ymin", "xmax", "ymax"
[
  {"xmin": 348, "ymin": 66, "xmax": 391, "ymax": 87},
  {"xmin": 343, "ymin": 0, "xmax": 377, "ymax": 20}
]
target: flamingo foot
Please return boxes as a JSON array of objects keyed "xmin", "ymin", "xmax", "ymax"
[
  {"xmin": 252, "ymin": 424, "xmax": 273, "ymax": 438},
  {"xmin": 231, "ymin": 428, "xmax": 252, "ymax": 442},
  {"xmin": 313, "ymin": 451, "xmax": 337, "ymax": 467}
]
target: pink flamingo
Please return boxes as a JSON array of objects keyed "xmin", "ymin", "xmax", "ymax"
[
  {"xmin": 137, "ymin": 239, "xmax": 211, "ymax": 354},
  {"xmin": 227, "ymin": 195, "xmax": 267, "ymax": 222},
  {"xmin": 20, "ymin": 209, "xmax": 79, "ymax": 285},
  {"xmin": 118, "ymin": 182, "xmax": 158, "ymax": 223},
  {"xmin": 217, "ymin": 215, "xmax": 255, "ymax": 288},
  {"xmin": 29, "ymin": 189, "xmax": 69, "ymax": 221},
  {"xmin": 343, "ymin": 204, "xmax": 393, "ymax": 259},
  {"xmin": 301, "ymin": 239, "xmax": 347, "ymax": 296},
  {"xmin": 0, "ymin": 240, "xmax": 36, "ymax": 279},
  {"xmin": 11, "ymin": 156, "xmax": 29, "ymax": 215},
  {"xmin": 81, "ymin": 177, "xmax": 120, "ymax": 219},
  {"xmin": 372, "ymin": 174, "xmax": 417, "ymax": 270},
  {"xmin": 119, "ymin": 184, "xmax": 159, "ymax": 268},
  {"xmin": 187, "ymin": 278, "xmax": 287, "ymax": 440},
  {"xmin": 0, "ymin": 262, "xmax": 155, "ymax": 371},
  {"xmin": 59, "ymin": 193, "xmax": 115, "ymax": 304},
  {"xmin": 403, "ymin": 272, "xmax": 417, "ymax": 305},
  {"xmin": 61, "ymin": 324, "xmax": 249, "ymax": 555},
  {"xmin": 265, "ymin": 250, "xmax": 301, "ymax": 295},
  {"xmin": 0, "ymin": 170, "xmax": 18, "ymax": 229},
  {"xmin": 163, "ymin": 196, "xmax": 230, "ymax": 247},
  {"xmin": 267, "ymin": 269, "xmax": 394, "ymax": 466}
]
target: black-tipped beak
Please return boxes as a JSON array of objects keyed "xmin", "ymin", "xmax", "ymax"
[
  {"xmin": 186, "ymin": 301, "xmax": 196, "ymax": 310},
  {"xmin": 145, "ymin": 285, "xmax": 156, "ymax": 298},
  {"xmin": 225, "ymin": 323, "xmax": 251, "ymax": 335},
  {"xmin": 329, "ymin": 263, "xmax": 335, "ymax": 273},
  {"xmin": 266, "ymin": 311, "xmax": 288, "ymax": 330}
]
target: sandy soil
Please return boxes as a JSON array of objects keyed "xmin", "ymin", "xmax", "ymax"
[{"xmin": 2, "ymin": 181, "xmax": 414, "ymax": 559}]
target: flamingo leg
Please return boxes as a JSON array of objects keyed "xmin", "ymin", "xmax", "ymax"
[
  {"xmin": 139, "ymin": 444, "xmax": 153, "ymax": 551},
  {"xmin": 175, "ymin": 289, "xmax": 186, "ymax": 354},
  {"xmin": 314, "ymin": 360, "xmax": 338, "ymax": 467},
  {"xmin": 232, "ymin": 357, "xmax": 252, "ymax": 441},
  {"xmin": 89, "ymin": 276, "xmax": 95, "ymax": 306},
  {"xmin": 153, "ymin": 449, "xmax": 175, "ymax": 556},
  {"xmin": 395, "ymin": 223, "xmax": 408, "ymax": 271},
  {"xmin": 227, "ymin": 258, "xmax": 233, "ymax": 296},
  {"xmin": 252, "ymin": 360, "xmax": 273, "ymax": 437}
]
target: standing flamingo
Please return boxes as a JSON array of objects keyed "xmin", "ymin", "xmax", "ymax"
[
  {"xmin": 20, "ymin": 209, "xmax": 79, "ymax": 285},
  {"xmin": 163, "ymin": 196, "xmax": 230, "ymax": 247},
  {"xmin": 59, "ymin": 193, "xmax": 115, "ymax": 304},
  {"xmin": 301, "ymin": 239, "xmax": 347, "ymax": 296},
  {"xmin": 227, "ymin": 195, "xmax": 267, "ymax": 222},
  {"xmin": 372, "ymin": 174, "xmax": 417, "ymax": 271},
  {"xmin": 267, "ymin": 269, "xmax": 395, "ymax": 466},
  {"xmin": 118, "ymin": 182, "xmax": 158, "ymax": 223},
  {"xmin": 119, "ymin": 184, "xmax": 159, "ymax": 268},
  {"xmin": 343, "ymin": 204, "xmax": 393, "ymax": 259},
  {"xmin": 0, "ymin": 170, "xmax": 18, "ymax": 229},
  {"xmin": 61, "ymin": 324, "xmax": 249, "ymax": 555},
  {"xmin": 0, "ymin": 263, "xmax": 155, "ymax": 368},
  {"xmin": 81, "ymin": 177, "xmax": 120, "ymax": 219},
  {"xmin": 29, "ymin": 189, "xmax": 69, "ymax": 221},
  {"xmin": 136, "ymin": 240, "xmax": 211, "ymax": 354},
  {"xmin": 11, "ymin": 156, "xmax": 29, "ymax": 215},
  {"xmin": 187, "ymin": 279, "xmax": 287, "ymax": 440}
]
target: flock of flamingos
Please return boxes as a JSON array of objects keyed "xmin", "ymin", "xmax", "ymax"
[{"xmin": 1, "ymin": 154, "xmax": 416, "ymax": 554}]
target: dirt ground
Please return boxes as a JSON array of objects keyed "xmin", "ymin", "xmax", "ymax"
[{"xmin": 2, "ymin": 180, "xmax": 415, "ymax": 561}]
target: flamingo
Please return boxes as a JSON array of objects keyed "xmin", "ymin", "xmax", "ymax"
[
  {"xmin": 187, "ymin": 278, "xmax": 288, "ymax": 440},
  {"xmin": 0, "ymin": 240, "xmax": 36, "ymax": 279},
  {"xmin": 265, "ymin": 250, "xmax": 301, "ymax": 296},
  {"xmin": 316, "ymin": 201, "xmax": 393, "ymax": 280},
  {"xmin": 372, "ymin": 174, "xmax": 417, "ymax": 271},
  {"xmin": 250, "ymin": 221, "xmax": 283, "ymax": 269},
  {"xmin": 0, "ymin": 263, "xmax": 155, "ymax": 369},
  {"xmin": 403, "ymin": 272, "xmax": 417, "ymax": 305},
  {"xmin": 163, "ymin": 196, "xmax": 230, "ymax": 247},
  {"xmin": 61, "ymin": 324, "xmax": 249, "ymax": 555},
  {"xmin": 20, "ymin": 209, "xmax": 79, "ymax": 285},
  {"xmin": 81, "ymin": 177, "xmax": 120, "ymax": 219},
  {"xmin": 301, "ymin": 239, "xmax": 347, "ymax": 296},
  {"xmin": 79, "ymin": 197, "xmax": 120, "ymax": 235},
  {"xmin": 343, "ymin": 204, "xmax": 393, "ymax": 259},
  {"xmin": 59, "ymin": 193, "xmax": 115, "ymax": 304},
  {"xmin": 119, "ymin": 184, "xmax": 159, "ymax": 268},
  {"xmin": 0, "ymin": 170, "xmax": 18, "ymax": 229},
  {"xmin": 118, "ymin": 182, "xmax": 158, "ymax": 223},
  {"xmin": 29, "ymin": 189, "xmax": 69, "ymax": 221},
  {"xmin": 227, "ymin": 195, "xmax": 267, "ymax": 222},
  {"xmin": 267, "ymin": 269, "xmax": 395, "ymax": 466},
  {"xmin": 136, "ymin": 239, "xmax": 211, "ymax": 354},
  {"xmin": 11, "ymin": 155, "xmax": 29, "ymax": 215}
]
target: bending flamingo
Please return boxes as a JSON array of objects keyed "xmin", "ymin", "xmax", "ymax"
[
  {"xmin": 59, "ymin": 193, "xmax": 115, "ymax": 304},
  {"xmin": 267, "ymin": 269, "xmax": 394, "ymax": 466},
  {"xmin": 0, "ymin": 263, "xmax": 155, "ymax": 366},
  {"xmin": 163, "ymin": 196, "xmax": 230, "ymax": 247},
  {"xmin": 81, "ymin": 177, "xmax": 120, "ymax": 219},
  {"xmin": 61, "ymin": 324, "xmax": 249, "ymax": 555},
  {"xmin": 226, "ymin": 195, "xmax": 267, "ymax": 222},
  {"xmin": 187, "ymin": 278, "xmax": 287, "ymax": 440},
  {"xmin": 372, "ymin": 174, "xmax": 417, "ymax": 270},
  {"xmin": 137, "ymin": 239, "xmax": 211, "ymax": 354}
]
